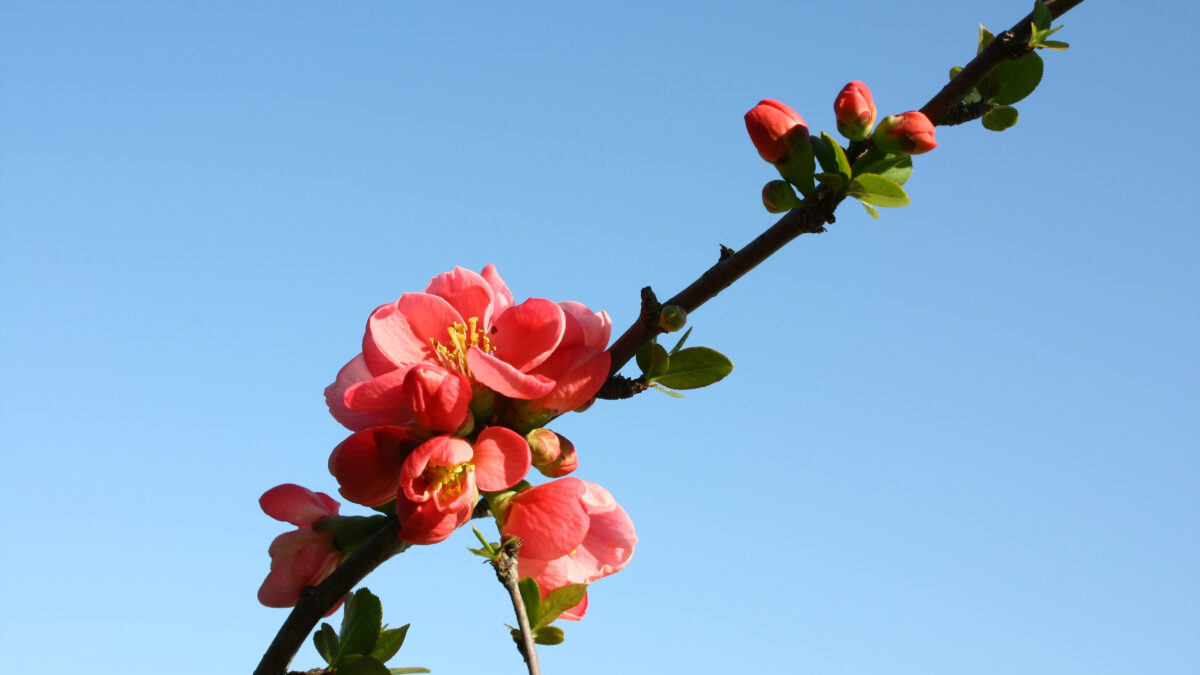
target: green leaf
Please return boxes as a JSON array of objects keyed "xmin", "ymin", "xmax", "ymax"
[
  {"xmin": 314, "ymin": 623, "xmax": 339, "ymax": 665},
  {"xmin": 980, "ymin": 51, "xmax": 1043, "ymax": 105},
  {"xmin": 338, "ymin": 655, "xmax": 392, "ymax": 675},
  {"xmin": 1040, "ymin": 39, "xmax": 1069, "ymax": 50},
  {"xmin": 518, "ymin": 577, "xmax": 542, "ymax": 629},
  {"xmin": 533, "ymin": 626, "xmax": 565, "ymax": 645},
  {"xmin": 981, "ymin": 105, "xmax": 1019, "ymax": 131},
  {"xmin": 650, "ymin": 383, "xmax": 685, "ymax": 398},
  {"xmin": 336, "ymin": 588, "xmax": 383, "ymax": 665},
  {"xmin": 811, "ymin": 134, "xmax": 837, "ymax": 175},
  {"xmin": 534, "ymin": 584, "xmax": 588, "ymax": 630},
  {"xmin": 851, "ymin": 150, "xmax": 913, "ymax": 186},
  {"xmin": 369, "ymin": 625, "xmax": 410, "ymax": 664},
  {"xmin": 635, "ymin": 342, "xmax": 669, "ymax": 379},
  {"xmin": 846, "ymin": 173, "xmax": 910, "ymax": 207},
  {"xmin": 860, "ymin": 201, "xmax": 880, "ymax": 219},
  {"xmin": 813, "ymin": 172, "xmax": 847, "ymax": 194},
  {"xmin": 977, "ymin": 25, "xmax": 995, "ymax": 54},
  {"xmin": 668, "ymin": 326, "xmax": 692, "ymax": 355},
  {"xmin": 650, "ymin": 347, "xmax": 734, "ymax": 390},
  {"xmin": 1033, "ymin": 0, "xmax": 1052, "ymax": 30},
  {"xmin": 821, "ymin": 132, "xmax": 851, "ymax": 179},
  {"xmin": 949, "ymin": 66, "xmax": 963, "ymax": 81},
  {"xmin": 776, "ymin": 131, "xmax": 816, "ymax": 198},
  {"xmin": 388, "ymin": 669, "xmax": 432, "ymax": 674}
]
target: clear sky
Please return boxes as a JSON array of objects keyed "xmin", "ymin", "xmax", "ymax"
[{"xmin": 2, "ymin": 1, "xmax": 1198, "ymax": 674}]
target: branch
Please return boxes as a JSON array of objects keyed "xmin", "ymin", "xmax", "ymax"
[
  {"xmin": 254, "ymin": 518, "xmax": 410, "ymax": 675},
  {"xmin": 605, "ymin": 0, "xmax": 1088, "ymax": 378},
  {"xmin": 494, "ymin": 539, "xmax": 541, "ymax": 675}
]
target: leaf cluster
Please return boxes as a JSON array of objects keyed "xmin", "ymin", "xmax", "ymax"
[
  {"xmin": 312, "ymin": 588, "xmax": 429, "ymax": 675},
  {"xmin": 635, "ymin": 328, "xmax": 734, "ymax": 398}
]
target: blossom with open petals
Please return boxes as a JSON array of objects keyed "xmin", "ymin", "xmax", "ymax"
[
  {"xmin": 257, "ymin": 484, "xmax": 342, "ymax": 610},
  {"xmin": 499, "ymin": 478, "xmax": 636, "ymax": 620},
  {"xmin": 326, "ymin": 266, "xmax": 568, "ymax": 431}
]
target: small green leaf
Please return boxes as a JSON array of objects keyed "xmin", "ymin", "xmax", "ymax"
[
  {"xmin": 821, "ymin": 132, "xmax": 851, "ymax": 179},
  {"xmin": 635, "ymin": 342, "xmax": 669, "ymax": 379},
  {"xmin": 369, "ymin": 625, "xmax": 410, "ymax": 664},
  {"xmin": 650, "ymin": 347, "xmax": 734, "ymax": 390},
  {"xmin": 650, "ymin": 383, "xmax": 685, "ymax": 398},
  {"xmin": 388, "ymin": 669, "xmax": 432, "ymax": 674},
  {"xmin": 813, "ymin": 172, "xmax": 847, "ymax": 194},
  {"xmin": 338, "ymin": 655, "xmax": 392, "ymax": 675},
  {"xmin": 668, "ymin": 326, "xmax": 692, "ymax": 355},
  {"xmin": 776, "ymin": 131, "xmax": 816, "ymax": 198},
  {"xmin": 1033, "ymin": 0, "xmax": 1052, "ymax": 30},
  {"xmin": 846, "ymin": 173, "xmax": 910, "ymax": 208},
  {"xmin": 860, "ymin": 201, "xmax": 880, "ymax": 219},
  {"xmin": 980, "ymin": 51, "xmax": 1044, "ymax": 105},
  {"xmin": 851, "ymin": 150, "xmax": 913, "ymax": 186},
  {"xmin": 811, "ymin": 134, "xmax": 837, "ymax": 175},
  {"xmin": 314, "ymin": 623, "xmax": 339, "ymax": 665},
  {"xmin": 533, "ymin": 626, "xmax": 566, "ymax": 645},
  {"xmin": 336, "ymin": 588, "xmax": 383, "ymax": 665},
  {"xmin": 977, "ymin": 25, "xmax": 995, "ymax": 54},
  {"xmin": 1040, "ymin": 39, "xmax": 1069, "ymax": 50},
  {"xmin": 534, "ymin": 584, "xmax": 588, "ymax": 630},
  {"xmin": 518, "ymin": 577, "xmax": 542, "ymax": 629},
  {"xmin": 949, "ymin": 66, "xmax": 963, "ymax": 81},
  {"xmin": 981, "ymin": 105, "xmax": 1019, "ymax": 131}
]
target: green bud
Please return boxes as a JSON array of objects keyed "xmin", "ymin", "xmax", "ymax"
[
  {"xmin": 761, "ymin": 180, "xmax": 800, "ymax": 213},
  {"xmin": 658, "ymin": 305, "xmax": 687, "ymax": 332}
]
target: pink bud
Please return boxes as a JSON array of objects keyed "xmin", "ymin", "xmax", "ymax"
[
  {"xmin": 833, "ymin": 81, "xmax": 877, "ymax": 141},
  {"xmin": 744, "ymin": 99, "xmax": 809, "ymax": 163},
  {"xmin": 871, "ymin": 111, "xmax": 938, "ymax": 155},
  {"xmin": 526, "ymin": 428, "xmax": 578, "ymax": 477},
  {"xmin": 402, "ymin": 363, "xmax": 472, "ymax": 434}
]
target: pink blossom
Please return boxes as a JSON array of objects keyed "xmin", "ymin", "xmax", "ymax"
[
  {"xmin": 744, "ymin": 99, "xmax": 809, "ymax": 163},
  {"xmin": 326, "ymin": 265, "xmax": 570, "ymax": 432},
  {"xmin": 389, "ymin": 428, "xmax": 531, "ymax": 544},
  {"xmin": 257, "ymin": 484, "xmax": 343, "ymax": 610},
  {"xmin": 499, "ymin": 478, "xmax": 636, "ymax": 620}
]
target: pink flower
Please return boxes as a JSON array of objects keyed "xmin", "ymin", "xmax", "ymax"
[
  {"xmin": 871, "ymin": 111, "xmax": 938, "ymax": 155},
  {"xmin": 396, "ymin": 428, "xmax": 531, "ymax": 544},
  {"xmin": 326, "ymin": 265, "xmax": 568, "ymax": 432},
  {"xmin": 833, "ymin": 81, "xmax": 877, "ymax": 141},
  {"xmin": 744, "ymin": 99, "xmax": 809, "ymax": 163},
  {"xmin": 499, "ymin": 478, "xmax": 637, "ymax": 620},
  {"xmin": 257, "ymin": 484, "xmax": 343, "ymax": 610}
]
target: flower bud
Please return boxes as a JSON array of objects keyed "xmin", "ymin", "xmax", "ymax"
[
  {"xmin": 833, "ymin": 81, "xmax": 876, "ymax": 141},
  {"xmin": 744, "ymin": 99, "xmax": 809, "ymax": 163},
  {"xmin": 761, "ymin": 180, "xmax": 800, "ymax": 214},
  {"xmin": 525, "ymin": 428, "xmax": 578, "ymax": 478},
  {"xmin": 871, "ymin": 111, "xmax": 938, "ymax": 155},
  {"xmin": 658, "ymin": 305, "xmax": 687, "ymax": 332}
]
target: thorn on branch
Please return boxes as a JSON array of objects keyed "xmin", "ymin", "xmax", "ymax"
[{"xmin": 719, "ymin": 244, "xmax": 735, "ymax": 261}]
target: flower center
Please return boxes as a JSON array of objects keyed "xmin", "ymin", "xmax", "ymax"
[
  {"xmin": 424, "ymin": 461, "xmax": 473, "ymax": 505},
  {"xmin": 430, "ymin": 317, "xmax": 493, "ymax": 376}
]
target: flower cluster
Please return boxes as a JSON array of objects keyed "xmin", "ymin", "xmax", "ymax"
[{"xmin": 259, "ymin": 265, "xmax": 636, "ymax": 622}]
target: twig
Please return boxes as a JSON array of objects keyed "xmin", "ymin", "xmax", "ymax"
[
  {"xmin": 254, "ymin": 518, "xmax": 410, "ymax": 675},
  {"xmin": 604, "ymin": 0, "xmax": 1089, "ymax": 378},
  {"xmin": 494, "ymin": 539, "xmax": 541, "ymax": 675}
]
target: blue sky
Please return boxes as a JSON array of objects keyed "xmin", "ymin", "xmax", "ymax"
[{"xmin": 2, "ymin": 1, "xmax": 1197, "ymax": 673}]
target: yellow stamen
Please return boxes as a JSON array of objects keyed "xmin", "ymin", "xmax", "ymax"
[{"xmin": 429, "ymin": 317, "xmax": 493, "ymax": 375}]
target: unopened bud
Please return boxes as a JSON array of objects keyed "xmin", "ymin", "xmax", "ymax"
[
  {"xmin": 761, "ymin": 179, "xmax": 801, "ymax": 214},
  {"xmin": 525, "ymin": 428, "xmax": 578, "ymax": 478},
  {"xmin": 744, "ymin": 99, "xmax": 809, "ymax": 163},
  {"xmin": 833, "ymin": 81, "xmax": 877, "ymax": 141},
  {"xmin": 871, "ymin": 111, "xmax": 938, "ymax": 155},
  {"xmin": 658, "ymin": 305, "xmax": 687, "ymax": 332}
]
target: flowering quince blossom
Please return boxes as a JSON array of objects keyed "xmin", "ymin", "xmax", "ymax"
[
  {"xmin": 257, "ymin": 484, "xmax": 343, "ymax": 610},
  {"xmin": 329, "ymin": 426, "xmax": 532, "ymax": 545},
  {"xmin": 833, "ymin": 80, "xmax": 877, "ymax": 141},
  {"xmin": 744, "ymin": 99, "xmax": 809, "ymax": 163},
  {"xmin": 871, "ymin": 110, "xmax": 938, "ymax": 155},
  {"xmin": 499, "ymin": 478, "xmax": 637, "ymax": 620},
  {"xmin": 325, "ymin": 265, "xmax": 576, "ymax": 432}
]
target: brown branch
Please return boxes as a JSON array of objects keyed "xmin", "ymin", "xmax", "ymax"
[
  {"xmin": 494, "ymin": 539, "xmax": 541, "ymax": 675},
  {"xmin": 254, "ymin": 518, "xmax": 410, "ymax": 675},
  {"xmin": 605, "ymin": 0, "xmax": 1088, "ymax": 378}
]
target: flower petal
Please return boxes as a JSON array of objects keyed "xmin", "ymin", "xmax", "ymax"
[
  {"xmin": 527, "ymin": 345, "xmax": 611, "ymax": 415},
  {"xmin": 472, "ymin": 426, "xmax": 531, "ymax": 492},
  {"xmin": 403, "ymin": 364, "xmax": 471, "ymax": 434},
  {"xmin": 481, "ymin": 264, "xmax": 514, "ymax": 318},
  {"xmin": 467, "ymin": 348, "xmax": 556, "ymax": 399},
  {"xmin": 502, "ymin": 478, "xmax": 589, "ymax": 561},
  {"xmin": 489, "ymin": 298, "xmax": 565, "ymax": 372},
  {"xmin": 363, "ymin": 293, "xmax": 461, "ymax": 373},
  {"xmin": 260, "ymin": 484, "xmax": 340, "ymax": 526},
  {"xmin": 258, "ymin": 540, "xmax": 341, "ymax": 608},
  {"xmin": 425, "ymin": 266, "xmax": 496, "ymax": 328},
  {"xmin": 559, "ymin": 302, "xmax": 611, "ymax": 350},
  {"xmin": 328, "ymin": 427, "xmax": 418, "ymax": 507},
  {"xmin": 326, "ymin": 355, "xmax": 413, "ymax": 431}
]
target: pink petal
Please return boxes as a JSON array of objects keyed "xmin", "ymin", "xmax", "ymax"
[
  {"xmin": 328, "ymin": 427, "xmax": 417, "ymax": 507},
  {"xmin": 260, "ymin": 484, "xmax": 340, "ymax": 526},
  {"xmin": 472, "ymin": 426, "xmax": 531, "ymax": 492},
  {"xmin": 343, "ymin": 366, "xmax": 414, "ymax": 414},
  {"xmin": 326, "ymin": 355, "xmax": 412, "ymax": 431},
  {"xmin": 425, "ymin": 266, "xmax": 496, "ymax": 328},
  {"xmin": 488, "ymin": 298, "xmax": 565, "ymax": 372},
  {"xmin": 502, "ymin": 478, "xmax": 589, "ymax": 561},
  {"xmin": 399, "ymin": 436, "xmax": 474, "ymax": 503},
  {"xmin": 403, "ymin": 364, "xmax": 471, "ymax": 434},
  {"xmin": 527, "ymin": 346, "xmax": 611, "ymax": 414},
  {"xmin": 258, "ymin": 540, "xmax": 341, "ymax": 608},
  {"xmin": 395, "ymin": 493, "xmax": 472, "ymax": 545},
  {"xmin": 481, "ymin": 264, "xmax": 514, "ymax": 318},
  {"xmin": 467, "ymin": 348, "xmax": 557, "ymax": 399},
  {"xmin": 559, "ymin": 302, "xmax": 612, "ymax": 350},
  {"xmin": 363, "ymin": 293, "xmax": 461, "ymax": 374}
]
